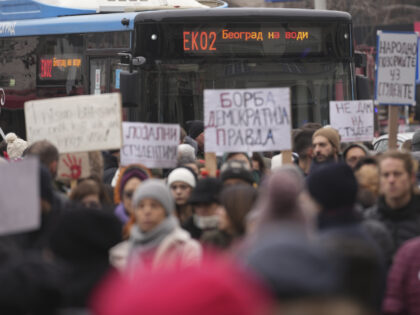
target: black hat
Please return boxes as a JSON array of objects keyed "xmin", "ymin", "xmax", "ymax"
[
  {"xmin": 189, "ymin": 177, "xmax": 223, "ymax": 205},
  {"xmin": 186, "ymin": 120, "xmax": 204, "ymax": 139},
  {"xmin": 220, "ymin": 160, "xmax": 254, "ymax": 185},
  {"xmin": 307, "ymin": 163, "xmax": 358, "ymax": 210}
]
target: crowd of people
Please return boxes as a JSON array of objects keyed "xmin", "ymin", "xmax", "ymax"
[{"xmin": 1, "ymin": 119, "xmax": 420, "ymax": 315}]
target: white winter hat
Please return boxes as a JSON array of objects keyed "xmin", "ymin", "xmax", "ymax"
[
  {"xmin": 167, "ymin": 167, "xmax": 196, "ymax": 188},
  {"xmin": 5, "ymin": 133, "xmax": 28, "ymax": 159}
]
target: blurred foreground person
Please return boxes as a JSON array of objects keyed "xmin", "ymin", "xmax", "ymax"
[
  {"xmin": 49, "ymin": 207, "xmax": 122, "ymax": 310},
  {"xmin": 110, "ymin": 179, "xmax": 201, "ymax": 272},
  {"xmin": 383, "ymin": 236, "xmax": 420, "ymax": 315},
  {"xmin": 307, "ymin": 163, "xmax": 387, "ymax": 313},
  {"xmin": 91, "ymin": 257, "xmax": 272, "ymax": 315}
]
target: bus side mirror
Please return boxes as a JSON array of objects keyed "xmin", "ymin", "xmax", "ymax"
[
  {"xmin": 356, "ymin": 74, "xmax": 371, "ymax": 100},
  {"xmin": 120, "ymin": 70, "xmax": 141, "ymax": 107}
]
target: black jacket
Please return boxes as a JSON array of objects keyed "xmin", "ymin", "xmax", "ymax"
[{"xmin": 365, "ymin": 194, "xmax": 420, "ymax": 257}]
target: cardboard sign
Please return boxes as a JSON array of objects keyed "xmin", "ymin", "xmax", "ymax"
[
  {"xmin": 375, "ymin": 31, "xmax": 418, "ymax": 106},
  {"xmin": 120, "ymin": 122, "xmax": 180, "ymax": 168},
  {"xmin": 329, "ymin": 100, "xmax": 374, "ymax": 143},
  {"xmin": 57, "ymin": 152, "xmax": 91, "ymax": 182},
  {"xmin": 25, "ymin": 93, "xmax": 122, "ymax": 153},
  {"xmin": 0, "ymin": 158, "xmax": 40, "ymax": 235},
  {"xmin": 204, "ymin": 88, "xmax": 292, "ymax": 153}
]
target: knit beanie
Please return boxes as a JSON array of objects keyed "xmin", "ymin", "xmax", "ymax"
[
  {"xmin": 132, "ymin": 179, "xmax": 175, "ymax": 216},
  {"xmin": 307, "ymin": 163, "xmax": 358, "ymax": 210},
  {"xmin": 186, "ymin": 120, "xmax": 204, "ymax": 139},
  {"xmin": 5, "ymin": 133, "xmax": 28, "ymax": 159},
  {"xmin": 115, "ymin": 165, "xmax": 151, "ymax": 204},
  {"xmin": 312, "ymin": 127, "xmax": 340, "ymax": 153},
  {"xmin": 167, "ymin": 167, "xmax": 196, "ymax": 188}
]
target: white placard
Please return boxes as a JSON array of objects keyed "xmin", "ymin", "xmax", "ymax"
[
  {"xmin": 25, "ymin": 93, "xmax": 122, "ymax": 153},
  {"xmin": 0, "ymin": 159, "xmax": 40, "ymax": 235},
  {"xmin": 329, "ymin": 100, "xmax": 374, "ymax": 142},
  {"xmin": 120, "ymin": 122, "xmax": 180, "ymax": 168},
  {"xmin": 375, "ymin": 31, "xmax": 418, "ymax": 105},
  {"xmin": 204, "ymin": 88, "xmax": 291, "ymax": 153},
  {"xmin": 57, "ymin": 152, "xmax": 91, "ymax": 182}
]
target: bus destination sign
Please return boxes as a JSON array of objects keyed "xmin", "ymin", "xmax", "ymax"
[
  {"xmin": 38, "ymin": 55, "xmax": 82, "ymax": 81},
  {"xmin": 182, "ymin": 27, "xmax": 322, "ymax": 55}
]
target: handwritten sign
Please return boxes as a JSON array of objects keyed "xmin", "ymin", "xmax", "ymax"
[
  {"xmin": 120, "ymin": 122, "xmax": 180, "ymax": 168},
  {"xmin": 24, "ymin": 93, "xmax": 122, "ymax": 153},
  {"xmin": 57, "ymin": 152, "xmax": 91, "ymax": 183},
  {"xmin": 375, "ymin": 31, "xmax": 418, "ymax": 105},
  {"xmin": 329, "ymin": 100, "xmax": 374, "ymax": 142},
  {"xmin": 204, "ymin": 88, "xmax": 291, "ymax": 153},
  {"xmin": 0, "ymin": 158, "xmax": 40, "ymax": 235}
]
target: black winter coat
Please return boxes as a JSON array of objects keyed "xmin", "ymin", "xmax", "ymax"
[{"xmin": 365, "ymin": 194, "xmax": 420, "ymax": 257}]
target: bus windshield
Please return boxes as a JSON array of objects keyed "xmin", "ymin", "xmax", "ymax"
[
  {"xmin": 127, "ymin": 11, "xmax": 354, "ymax": 128},
  {"xmin": 133, "ymin": 58, "xmax": 352, "ymax": 127}
]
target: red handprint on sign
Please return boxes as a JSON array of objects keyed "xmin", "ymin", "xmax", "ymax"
[{"xmin": 60, "ymin": 154, "xmax": 82, "ymax": 180}]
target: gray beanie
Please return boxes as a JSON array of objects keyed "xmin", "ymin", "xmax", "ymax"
[{"xmin": 132, "ymin": 179, "xmax": 175, "ymax": 216}]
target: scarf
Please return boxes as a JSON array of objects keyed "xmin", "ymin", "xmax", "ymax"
[{"xmin": 127, "ymin": 216, "xmax": 178, "ymax": 269}]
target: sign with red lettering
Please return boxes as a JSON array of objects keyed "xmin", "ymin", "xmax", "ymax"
[
  {"xmin": 204, "ymin": 88, "xmax": 291, "ymax": 153},
  {"xmin": 120, "ymin": 122, "xmax": 180, "ymax": 168},
  {"xmin": 329, "ymin": 100, "xmax": 374, "ymax": 142},
  {"xmin": 375, "ymin": 31, "xmax": 418, "ymax": 106}
]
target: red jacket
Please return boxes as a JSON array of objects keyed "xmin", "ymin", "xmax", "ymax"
[{"xmin": 383, "ymin": 236, "xmax": 420, "ymax": 315}]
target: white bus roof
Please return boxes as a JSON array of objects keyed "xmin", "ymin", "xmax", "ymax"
[{"xmin": 0, "ymin": 0, "xmax": 227, "ymax": 21}]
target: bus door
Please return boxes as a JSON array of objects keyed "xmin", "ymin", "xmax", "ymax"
[{"xmin": 89, "ymin": 57, "xmax": 123, "ymax": 95}]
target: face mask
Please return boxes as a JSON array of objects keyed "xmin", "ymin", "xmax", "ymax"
[{"xmin": 193, "ymin": 214, "xmax": 220, "ymax": 230}]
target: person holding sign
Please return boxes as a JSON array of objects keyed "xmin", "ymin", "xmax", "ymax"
[{"xmin": 109, "ymin": 179, "xmax": 201, "ymax": 272}]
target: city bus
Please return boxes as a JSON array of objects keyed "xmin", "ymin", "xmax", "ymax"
[{"xmin": 0, "ymin": 0, "xmax": 359, "ymax": 138}]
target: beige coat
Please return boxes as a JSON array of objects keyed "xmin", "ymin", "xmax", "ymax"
[{"xmin": 110, "ymin": 227, "xmax": 202, "ymax": 272}]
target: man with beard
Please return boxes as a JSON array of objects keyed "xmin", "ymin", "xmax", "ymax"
[{"xmin": 310, "ymin": 127, "xmax": 341, "ymax": 173}]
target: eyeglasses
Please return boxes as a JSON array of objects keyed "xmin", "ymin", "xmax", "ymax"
[{"xmin": 123, "ymin": 190, "xmax": 134, "ymax": 199}]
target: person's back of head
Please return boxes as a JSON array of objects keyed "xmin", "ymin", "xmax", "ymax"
[
  {"xmin": 411, "ymin": 129, "xmax": 420, "ymax": 152},
  {"xmin": 24, "ymin": 140, "xmax": 59, "ymax": 177},
  {"xmin": 293, "ymin": 129, "xmax": 315, "ymax": 159}
]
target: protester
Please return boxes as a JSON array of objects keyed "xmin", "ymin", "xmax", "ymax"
[
  {"xmin": 183, "ymin": 177, "xmax": 223, "ymax": 240},
  {"xmin": 167, "ymin": 167, "xmax": 196, "ymax": 225},
  {"xmin": 220, "ymin": 160, "xmax": 255, "ymax": 186},
  {"xmin": 307, "ymin": 163, "xmax": 387, "ymax": 312},
  {"xmin": 92, "ymin": 257, "xmax": 271, "ymax": 315},
  {"xmin": 354, "ymin": 157, "xmax": 380, "ymax": 210},
  {"xmin": 365, "ymin": 151, "xmax": 420, "ymax": 256},
  {"xmin": 49, "ymin": 207, "xmax": 122, "ymax": 309},
  {"xmin": 5, "ymin": 132, "xmax": 27, "ymax": 160},
  {"xmin": 69, "ymin": 178, "xmax": 111, "ymax": 210},
  {"xmin": 113, "ymin": 164, "xmax": 151, "ymax": 226},
  {"xmin": 311, "ymin": 127, "xmax": 341, "ymax": 172},
  {"xmin": 185, "ymin": 120, "xmax": 204, "ymax": 158},
  {"xmin": 109, "ymin": 179, "xmax": 201, "ymax": 272},
  {"xmin": 201, "ymin": 184, "xmax": 258, "ymax": 250},
  {"xmin": 293, "ymin": 128, "xmax": 315, "ymax": 176},
  {"xmin": 343, "ymin": 143, "xmax": 370, "ymax": 170},
  {"xmin": 383, "ymin": 236, "xmax": 420, "ymax": 315}
]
